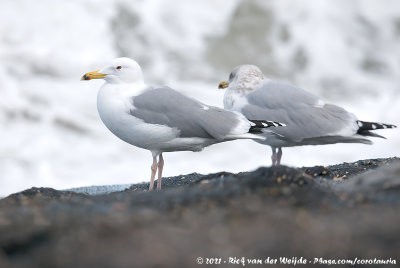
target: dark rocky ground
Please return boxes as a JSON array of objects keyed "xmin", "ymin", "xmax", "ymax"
[{"xmin": 0, "ymin": 157, "xmax": 399, "ymax": 267}]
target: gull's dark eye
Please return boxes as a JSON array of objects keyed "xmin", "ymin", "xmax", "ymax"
[
  {"xmin": 116, "ymin": 66, "xmax": 122, "ymax": 70},
  {"xmin": 229, "ymin": 72, "xmax": 235, "ymax": 81}
]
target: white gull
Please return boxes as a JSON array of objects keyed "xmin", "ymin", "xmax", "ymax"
[
  {"xmin": 82, "ymin": 58, "xmax": 284, "ymax": 190},
  {"xmin": 219, "ymin": 65, "xmax": 396, "ymax": 166}
]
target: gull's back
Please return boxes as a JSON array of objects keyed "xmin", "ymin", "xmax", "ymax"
[
  {"xmin": 240, "ymin": 81, "xmax": 367, "ymax": 146},
  {"xmin": 131, "ymin": 86, "xmax": 245, "ymax": 140}
]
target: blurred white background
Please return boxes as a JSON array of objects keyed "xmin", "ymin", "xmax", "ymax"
[{"xmin": 1, "ymin": 0, "xmax": 399, "ymax": 196}]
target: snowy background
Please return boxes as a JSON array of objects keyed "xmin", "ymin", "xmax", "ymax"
[{"xmin": 1, "ymin": 0, "xmax": 399, "ymax": 196}]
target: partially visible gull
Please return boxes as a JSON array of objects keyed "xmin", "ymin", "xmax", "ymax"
[
  {"xmin": 218, "ymin": 64, "xmax": 396, "ymax": 166},
  {"xmin": 82, "ymin": 58, "xmax": 284, "ymax": 190}
]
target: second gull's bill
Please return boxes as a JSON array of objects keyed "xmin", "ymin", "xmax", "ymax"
[
  {"xmin": 218, "ymin": 65, "xmax": 396, "ymax": 166},
  {"xmin": 82, "ymin": 58, "xmax": 284, "ymax": 190}
]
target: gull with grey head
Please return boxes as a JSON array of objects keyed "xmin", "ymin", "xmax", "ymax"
[{"xmin": 219, "ymin": 64, "xmax": 396, "ymax": 166}]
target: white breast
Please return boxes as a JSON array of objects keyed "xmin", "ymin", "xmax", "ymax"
[
  {"xmin": 223, "ymin": 89, "xmax": 249, "ymax": 113},
  {"xmin": 96, "ymin": 84, "xmax": 179, "ymax": 151}
]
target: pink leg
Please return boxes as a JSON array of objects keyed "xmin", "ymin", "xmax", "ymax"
[
  {"xmin": 149, "ymin": 155, "xmax": 158, "ymax": 191},
  {"xmin": 156, "ymin": 154, "xmax": 164, "ymax": 191},
  {"xmin": 277, "ymin": 147, "xmax": 282, "ymax": 166},
  {"xmin": 271, "ymin": 147, "xmax": 277, "ymax": 166}
]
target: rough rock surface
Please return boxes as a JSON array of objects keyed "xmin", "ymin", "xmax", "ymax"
[{"xmin": 0, "ymin": 157, "xmax": 399, "ymax": 267}]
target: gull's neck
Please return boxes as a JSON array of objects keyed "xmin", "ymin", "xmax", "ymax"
[
  {"xmin": 223, "ymin": 78, "xmax": 267, "ymax": 110},
  {"xmin": 97, "ymin": 80, "xmax": 148, "ymax": 117},
  {"xmin": 101, "ymin": 80, "xmax": 148, "ymax": 98}
]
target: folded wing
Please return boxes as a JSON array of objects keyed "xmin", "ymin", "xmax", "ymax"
[
  {"xmin": 131, "ymin": 87, "xmax": 253, "ymax": 140},
  {"xmin": 242, "ymin": 81, "xmax": 359, "ymax": 142}
]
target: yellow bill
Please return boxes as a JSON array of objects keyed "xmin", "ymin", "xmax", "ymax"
[
  {"xmin": 81, "ymin": 70, "xmax": 107, "ymax": 80},
  {"xmin": 218, "ymin": 81, "xmax": 229, "ymax": 89}
]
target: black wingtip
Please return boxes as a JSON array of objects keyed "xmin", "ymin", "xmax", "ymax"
[
  {"xmin": 359, "ymin": 130, "xmax": 387, "ymax": 139},
  {"xmin": 357, "ymin": 120, "xmax": 397, "ymax": 134},
  {"xmin": 356, "ymin": 120, "xmax": 396, "ymax": 139},
  {"xmin": 248, "ymin": 119, "xmax": 285, "ymax": 133}
]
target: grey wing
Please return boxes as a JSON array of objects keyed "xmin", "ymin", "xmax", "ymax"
[
  {"xmin": 131, "ymin": 87, "xmax": 244, "ymax": 140},
  {"xmin": 242, "ymin": 81, "xmax": 358, "ymax": 141}
]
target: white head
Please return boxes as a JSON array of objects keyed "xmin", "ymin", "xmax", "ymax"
[
  {"xmin": 81, "ymin": 57, "xmax": 144, "ymax": 84},
  {"xmin": 218, "ymin": 65, "xmax": 265, "ymax": 93}
]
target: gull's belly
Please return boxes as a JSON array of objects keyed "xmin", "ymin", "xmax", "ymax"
[
  {"xmin": 97, "ymin": 91, "xmax": 178, "ymax": 151},
  {"xmin": 98, "ymin": 106, "xmax": 179, "ymax": 150},
  {"xmin": 97, "ymin": 93, "xmax": 217, "ymax": 152},
  {"xmin": 99, "ymin": 111, "xmax": 217, "ymax": 152}
]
